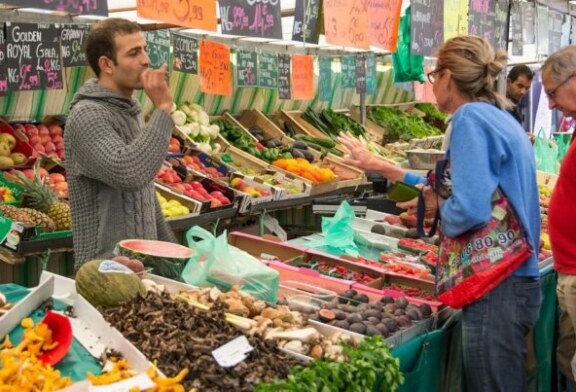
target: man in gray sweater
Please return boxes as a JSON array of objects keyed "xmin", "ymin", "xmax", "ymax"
[{"xmin": 64, "ymin": 18, "xmax": 176, "ymax": 268}]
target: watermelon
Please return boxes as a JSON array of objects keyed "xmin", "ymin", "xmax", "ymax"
[
  {"xmin": 75, "ymin": 259, "xmax": 146, "ymax": 308},
  {"xmin": 115, "ymin": 239, "xmax": 194, "ymax": 280}
]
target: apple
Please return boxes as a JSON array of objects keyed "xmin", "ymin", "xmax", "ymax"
[
  {"xmin": 21, "ymin": 169, "xmax": 35, "ymax": 181},
  {"xmin": 49, "ymin": 173, "xmax": 66, "ymax": 183},
  {"xmin": 0, "ymin": 133, "xmax": 16, "ymax": 150},
  {"xmin": 40, "ymin": 135, "xmax": 52, "ymax": 145},
  {"xmin": 33, "ymin": 143, "xmax": 45, "ymax": 154},
  {"xmin": 168, "ymin": 143, "xmax": 180, "ymax": 153},
  {"xmin": 0, "ymin": 143, "xmax": 11, "ymax": 157},
  {"xmin": 52, "ymin": 135, "xmax": 64, "ymax": 144},
  {"xmin": 38, "ymin": 124, "xmax": 50, "ymax": 136},
  {"xmin": 29, "ymin": 135, "xmax": 40, "ymax": 145},
  {"xmin": 44, "ymin": 142, "xmax": 56, "ymax": 154},
  {"xmin": 10, "ymin": 152, "xmax": 27, "ymax": 165},
  {"xmin": 55, "ymin": 141, "xmax": 65, "ymax": 151},
  {"xmin": 48, "ymin": 124, "xmax": 63, "ymax": 137}
]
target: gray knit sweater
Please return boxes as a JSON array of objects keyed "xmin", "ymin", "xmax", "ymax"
[{"xmin": 64, "ymin": 79, "xmax": 176, "ymax": 267}]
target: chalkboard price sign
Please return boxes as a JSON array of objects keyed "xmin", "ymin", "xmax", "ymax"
[
  {"xmin": 493, "ymin": 0, "xmax": 509, "ymax": 50},
  {"xmin": 510, "ymin": 3, "xmax": 523, "ymax": 56},
  {"xmin": 145, "ymin": 30, "xmax": 170, "ymax": 69},
  {"xmin": 171, "ymin": 32, "xmax": 198, "ymax": 74},
  {"xmin": 0, "ymin": 26, "xmax": 7, "ymax": 96},
  {"xmin": 61, "ymin": 24, "xmax": 89, "ymax": 67},
  {"xmin": 236, "ymin": 50, "xmax": 258, "ymax": 87},
  {"xmin": 259, "ymin": 52, "xmax": 278, "ymax": 89},
  {"xmin": 6, "ymin": 23, "xmax": 63, "ymax": 91},
  {"xmin": 7, "ymin": 0, "xmax": 108, "ymax": 16},
  {"xmin": 356, "ymin": 55, "xmax": 366, "ymax": 94},
  {"xmin": 549, "ymin": 10, "xmax": 563, "ymax": 55},
  {"xmin": 411, "ymin": 0, "xmax": 444, "ymax": 56},
  {"xmin": 468, "ymin": 0, "xmax": 496, "ymax": 46},
  {"xmin": 365, "ymin": 53, "xmax": 377, "ymax": 95},
  {"xmin": 219, "ymin": 0, "xmax": 283, "ymax": 39},
  {"xmin": 278, "ymin": 53, "xmax": 291, "ymax": 100},
  {"xmin": 319, "ymin": 56, "xmax": 332, "ymax": 102},
  {"xmin": 292, "ymin": 0, "xmax": 321, "ymax": 44},
  {"xmin": 341, "ymin": 55, "xmax": 356, "ymax": 89}
]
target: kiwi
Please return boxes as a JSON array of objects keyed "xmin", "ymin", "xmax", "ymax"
[
  {"xmin": 319, "ymin": 309, "xmax": 336, "ymax": 322},
  {"xmin": 395, "ymin": 297, "xmax": 409, "ymax": 309},
  {"xmin": 347, "ymin": 313, "xmax": 363, "ymax": 324},
  {"xmin": 366, "ymin": 325, "xmax": 381, "ymax": 337},
  {"xmin": 349, "ymin": 322, "xmax": 367, "ymax": 334},
  {"xmin": 371, "ymin": 224, "xmax": 387, "ymax": 235}
]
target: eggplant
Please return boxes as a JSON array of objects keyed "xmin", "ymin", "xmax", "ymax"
[{"xmin": 292, "ymin": 140, "xmax": 308, "ymax": 150}]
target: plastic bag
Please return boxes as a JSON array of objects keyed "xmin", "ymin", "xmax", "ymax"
[
  {"xmin": 308, "ymin": 201, "xmax": 359, "ymax": 257},
  {"xmin": 392, "ymin": 6, "xmax": 425, "ymax": 83},
  {"xmin": 534, "ymin": 129, "xmax": 560, "ymax": 174},
  {"xmin": 181, "ymin": 226, "xmax": 279, "ymax": 303},
  {"xmin": 555, "ymin": 133, "xmax": 571, "ymax": 162}
]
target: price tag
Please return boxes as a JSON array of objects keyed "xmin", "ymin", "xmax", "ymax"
[
  {"xmin": 212, "ymin": 335, "xmax": 254, "ymax": 368},
  {"xmin": 137, "ymin": 0, "xmax": 217, "ymax": 31},
  {"xmin": 199, "ymin": 40, "xmax": 232, "ymax": 96},
  {"xmin": 368, "ymin": 0, "xmax": 402, "ymax": 51},
  {"xmin": 324, "ymin": 0, "xmax": 370, "ymax": 49}
]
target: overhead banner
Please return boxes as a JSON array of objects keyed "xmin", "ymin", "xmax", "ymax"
[
  {"xmin": 199, "ymin": 40, "xmax": 231, "ymax": 96},
  {"xmin": 137, "ymin": 0, "xmax": 217, "ymax": 31},
  {"xmin": 411, "ymin": 0, "xmax": 444, "ymax": 56},
  {"xmin": 367, "ymin": 0, "xmax": 402, "ymax": 51},
  {"xmin": 292, "ymin": 55, "xmax": 314, "ymax": 100},
  {"xmin": 3, "ymin": 0, "xmax": 107, "ymax": 16},
  {"xmin": 292, "ymin": 0, "xmax": 322, "ymax": 44},
  {"xmin": 323, "ymin": 0, "xmax": 370, "ymax": 49},
  {"xmin": 444, "ymin": 0, "xmax": 468, "ymax": 41},
  {"xmin": 219, "ymin": 0, "xmax": 283, "ymax": 39}
]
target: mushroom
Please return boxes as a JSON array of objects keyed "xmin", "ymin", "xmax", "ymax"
[
  {"xmin": 309, "ymin": 344, "xmax": 324, "ymax": 359},
  {"xmin": 283, "ymin": 340, "xmax": 308, "ymax": 355}
]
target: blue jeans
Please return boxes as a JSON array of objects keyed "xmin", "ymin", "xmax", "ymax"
[{"xmin": 462, "ymin": 275, "xmax": 542, "ymax": 392}]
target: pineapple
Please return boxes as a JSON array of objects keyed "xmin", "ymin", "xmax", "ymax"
[
  {"xmin": 17, "ymin": 173, "xmax": 71, "ymax": 231},
  {"xmin": 18, "ymin": 208, "xmax": 56, "ymax": 232},
  {"xmin": 0, "ymin": 204, "xmax": 35, "ymax": 226}
]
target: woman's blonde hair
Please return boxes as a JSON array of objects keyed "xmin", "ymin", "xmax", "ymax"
[{"xmin": 437, "ymin": 36, "xmax": 511, "ymax": 109}]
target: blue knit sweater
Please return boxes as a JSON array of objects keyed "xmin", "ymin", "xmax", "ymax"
[{"xmin": 440, "ymin": 102, "xmax": 540, "ymax": 278}]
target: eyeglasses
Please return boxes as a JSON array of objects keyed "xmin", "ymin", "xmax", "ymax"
[
  {"xmin": 545, "ymin": 73, "xmax": 575, "ymax": 100},
  {"xmin": 427, "ymin": 68, "xmax": 444, "ymax": 84}
]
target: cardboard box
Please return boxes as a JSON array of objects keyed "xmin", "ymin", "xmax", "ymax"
[{"xmin": 228, "ymin": 231, "xmax": 306, "ymax": 261}]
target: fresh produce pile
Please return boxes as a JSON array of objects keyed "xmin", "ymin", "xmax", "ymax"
[
  {"xmin": 229, "ymin": 177, "xmax": 272, "ymax": 198},
  {"xmin": 305, "ymin": 289, "xmax": 433, "ymax": 338},
  {"xmin": 171, "ymin": 103, "xmax": 221, "ymax": 155},
  {"xmin": 368, "ymin": 107, "xmax": 442, "ymax": 142},
  {"xmin": 414, "ymin": 103, "xmax": 448, "ymax": 131},
  {"xmin": 0, "ymin": 131, "xmax": 30, "ymax": 168},
  {"xmin": 255, "ymin": 336, "xmax": 404, "ymax": 392},
  {"xmin": 259, "ymin": 174, "xmax": 305, "ymax": 195},
  {"xmin": 102, "ymin": 292, "xmax": 299, "ymax": 391},
  {"xmin": 180, "ymin": 154, "xmax": 228, "ymax": 178},
  {"xmin": 301, "ymin": 108, "xmax": 365, "ymax": 140},
  {"xmin": 384, "ymin": 284, "xmax": 435, "ymax": 301},
  {"xmin": 247, "ymin": 125, "xmax": 318, "ymax": 163},
  {"xmin": 291, "ymin": 259, "xmax": 378, "ymax": 284},
  {"xmin": 14, "ymin": 123, "xmax": 65, "ymax": 162},
  {"xmin": 157, "ymin": 191, "xmax": 191, "ymax": 218},
  {"xmin": 272, "ymin": 158, "xmax": 336, "ymax": 184}
]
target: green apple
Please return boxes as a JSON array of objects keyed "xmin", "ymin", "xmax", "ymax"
[
  {"xmin": 0, "ymin": 133, "xmax": 16, "ymax": 151},
  {"xmin": 10, "ymin": 152, "xmax": 26, "ymax": 165},
  {"xmin": 0, "ymin": 143, "xmax": 11, "ymax": 157}
]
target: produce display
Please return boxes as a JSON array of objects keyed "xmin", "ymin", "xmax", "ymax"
[
  {"xmin": 230, "ymin": 177, "xmax": 272, "ymax": 198},
  {"xmin": 291, "ymin": 259, "xmax": 378, "ymax": 284},
  {"xmin": 171, "ymin": 103, "xmax": 221, "ymax": 155},
  {"xmin": 272, "ymin": 158, "xmax": 336, "ymax": 184},
  {"xmin": 301, "ymin": 108, "xmax": 365, "ymax": 140},
  {"xmin": 102, "ymin": 292, "xmax": 298, "ymax": 391},
  {"xmin": 367, "ymin": 107, "xmax": 442, "ymax": 143},
  {"xmin": 414, "ymin": 103, "xmax": 449, "ymax": 131},
  {"xmin": 180, "ymin": 154, "xmax": 228, "ymax": 178},
  {"xmin": 247, "ymin": 125, "xmax": 317, "ymax": 163},
  {"xmin": 157, "ymin": 192, "xmax": 191, "ymax": 218}
]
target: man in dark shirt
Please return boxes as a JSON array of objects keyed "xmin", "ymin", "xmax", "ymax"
[{"xmin": 506, "ymin": 64, "xmax": 534, "ymax": 124}]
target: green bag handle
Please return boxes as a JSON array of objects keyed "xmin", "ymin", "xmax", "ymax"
[{"xmin": 185, "ymin": 226, "xmax": 218, "ymax": 269}]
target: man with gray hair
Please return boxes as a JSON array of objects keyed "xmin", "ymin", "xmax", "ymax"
[{"xmin": 541, "ymin": 45, "xmax": 576, "ymax": 386}]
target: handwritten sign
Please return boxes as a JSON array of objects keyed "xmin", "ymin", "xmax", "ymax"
[
  {"xmin": 368, "ymin": 0, "xmax": 402, "ymax": 51},
  {"xmin": 549, "ymin": 10, "xmax": 563, "ymax": 54},
  {"xmin": 510, "ymin": 3, "xmax": 523, "ymax": 56},
  {"xmin": 292, "ymin": 55, "xmax": 314, "ymax": 100},
  {"xmin": 324, "ymin": 0, "xmax": 370, "ymax": 49},
  {"xmin": 356, "ymin": 55, "xmax": 366, "ymax": 94},
  {"xmin": 236, "ymin": 50, "xmax": 258, "ymax": 87},
  {"xmin": 319, "ymin": 56, "xmax": 332, "ymax": 102},
  {"xmin": 145, "ymin": 30, "xmax": 170, "ymax": 69},
  {"xmin": 219, "ymin": 0, "xmax": 283, "ymax": 39},
  {"xmin": 341, "ymin": 55, "xmax": 356, "ymax": 89},
  {"xmin": 537, "ymin": 5, "xmax": 549, "ymax": 56},
  {"xmin": 199, "ymin": 40, "xmax": 231, "ymax": 96},
  {"xmin": 444, "ymin": 0, "xmax": 468, "ymax": 40},
  {"xmin": 278, "ymin": 54, "xmax": 291, "ymax": 100},
  {"xmin": 0, "ymin": 26, "xmax": 6, "ymax": 96},
  {"xmin": 493, "ymin": 0, "xmax": 509, "ymax": 49},
  {"xmin": 366, "ymin": 53, "xmax": 376, "ymax": 95},
  {"xmin": 521, "ymin": 2, "xmax": 535, "ymax": 45},
  {"xmin": 60, "ymin": 24, "xmax": 89, "ymax": 67},
  {"xmin": 171, "ymin": 32, "xmax": 198, "ymax": 74},
  {"xmin": 6, "ymin": 23, "xmax": 63, "ymax": 91},
  {"xmin": 292, "ymin": 0, "xmax": 321, "ymax": 44},
  {"xmin": 258, "ymin": 52, "xmax": 278, "ymax": 89},
  {"xmin": 7, "ymin": 0, "xmax": 107, "ymax": 16},
  {"xmin": 468, "ymin": 0, "xmax": 495, "ymax": 46},
  {"xmin": 411, "ymin": 0, "xmax": 444, "ymax": 56},
  {"xmin": 137, "ymin": 0, "xmax": 217, "ymax": 31}
]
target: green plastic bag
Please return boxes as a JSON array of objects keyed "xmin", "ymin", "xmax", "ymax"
[
  {"xmin": 181, "ymin": 226, "xmax": 279, "ymax": 303},
  {"xmin": 555, "ymin": 133, "xmax": 571, "ymax": 162},
  {"xmin": 534, "ymin": 129, "xmax": 560, "ymax": 174},
  {"xmin": 392, "ymin": 6, "xmax": 425, "ymax": 83},
  {"xmin": 308, "ymin": 201, "xmax": 359, "ymax": 257}
]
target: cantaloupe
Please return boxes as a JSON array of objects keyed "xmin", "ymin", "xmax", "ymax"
[
  {"xmin": 115, "ymin": 239, "xmax": 194, "ymax": 280},
  {"xmin": 75, "ymin": 259, "xmax": 146, "ymax": 308}
]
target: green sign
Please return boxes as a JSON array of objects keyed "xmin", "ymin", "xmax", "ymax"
[
  {"xmin": 236, "ymin": 50, "xmax": 258, "ymax": 87},
  {"xmin": 366, "ymin": 53, "xmax": 377, "ymax": 95},
  {"xmin": 319, "ymin": 57, "xmax": 332, "ymax": 102},
  {"xmin": 145, "ymin": 30, "xmax": 170, "ymax": 69},
  {"xmin": 258, "ymin": 52, "xmax": 278, "ymax": 89},
  {"xmin": 341, "ymin": 55, "xmax": 356, "ymax": 88}
]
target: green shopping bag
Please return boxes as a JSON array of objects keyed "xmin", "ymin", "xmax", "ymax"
[
  {"xmin": 181, "ymin": 226, "xmax": 279, "ymax": 303},
  {"xmin": 534, "ymin": 129, "xmax": 560, "ymax": 174},
  {"xmin": 392, "ymin": 6, "xmax": 425, "ymax": 83},
  {"xmin": 308, "ymin": 200, "xmax": 360, "ymax": 257}
]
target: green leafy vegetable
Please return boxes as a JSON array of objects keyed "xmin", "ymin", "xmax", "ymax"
[
  {"xmin": 254, "ymin": 336, "xmax": 404, "ymax": 392},
  {"xmin": 368, "ymin": 107, "xmax": 442, "ymax": 142}
]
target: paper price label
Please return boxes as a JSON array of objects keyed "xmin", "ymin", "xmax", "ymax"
[{"xmin": 212, "ymin": 335, "xmax": 254, "ymax": 368}]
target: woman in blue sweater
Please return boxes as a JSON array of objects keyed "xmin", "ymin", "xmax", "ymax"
[{"xmin": 341, "ymin": 36, "xmax": 541, "ymax": 392}]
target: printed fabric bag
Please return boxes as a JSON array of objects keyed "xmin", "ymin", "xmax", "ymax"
[{"xmin": 417, "ymin": 160, "xmax": 533, "ymax": 309}]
